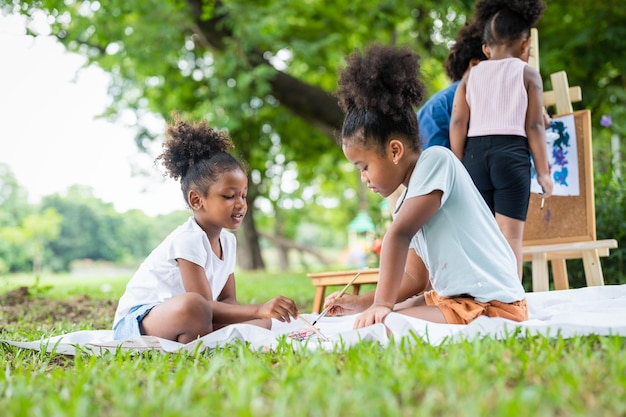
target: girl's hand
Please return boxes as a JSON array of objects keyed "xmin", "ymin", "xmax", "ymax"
[
  {"xmin": 353, "ymin": 304, "xmax": 392, "ymax": 329},
  {"xmin": 323, "ymin": 292, "xmax": 368, "ymax": 317},
  {"xmin": 537, "ymin": 173, "xmax": 553, "ymax": 199},
  {"xmin": 258, "ymin": 296, "xmax": 299, "ymax": 322}
]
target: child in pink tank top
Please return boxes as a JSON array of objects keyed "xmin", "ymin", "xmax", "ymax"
[{"xmin": 449, "ymin": 0, "xmax": 553, "ymax": 279}]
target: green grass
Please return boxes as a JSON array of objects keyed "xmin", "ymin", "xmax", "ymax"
[
  {"xmin": 1, "ymin": 272, "xmax": 625, "ymax": 416},
  {"xmin": 0, "ymin": 272, "xmax": 129, "ymax": 300},
  {"xmin": 0, "ymin": 270, "xmax": 375, "ymax": 312}
]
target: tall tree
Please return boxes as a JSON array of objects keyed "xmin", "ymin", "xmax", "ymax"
[
  {"xmin": 8, "ymin": 1, "xmax": 623, "ymax": 269},
  {"xmin": 8, "ymin": 0, "xmax": 473, "ymax": 269},
  {"xmin": 537, "ymin": 0, "xmax": 626, "ymax": 173},
  {"xmin": 0, "ymin": 163, "xmax": 32, "ymax": 227},
  {"xmin": 19, "ymin": 208, "xmax": 62, "ymax": 275},
  {"xmin": 41, "ymin": 185, "xmax": 125, "ymax": 271},
  {"xmin": 0, "ymin": 163, "xmax": 33, "ymax": 273}
]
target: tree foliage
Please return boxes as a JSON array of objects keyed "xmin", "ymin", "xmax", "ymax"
[
  {"xmin": 0, "ymin": 163, "xmax": 32, "ymax": 227},
  {"xmin": 40, "ymin": 186, "xmax": 125, "ymax": 270},
  {"xmin": 19, "ymin": 207, "xmax": 62, "ymax": 274},
  {"xmin": 0, "ymin": 164, "xmax": 33, "ymax": 273},
  {"xmin": 4, "ymin": 0, "xmax": 625, "ymax": 270},
  {"xmin": 4, "ymin": 0, "xmax": 476, "ymax": 269}
]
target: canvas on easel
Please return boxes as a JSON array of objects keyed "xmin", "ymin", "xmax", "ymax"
[
  {"xmin": 524, "ymin": 109, "xmax": 595, "ymax": 246},
  {"xmin": 522, "ymin": 108, "xmax": 617, "ymax": 291},
  {"xmin": 531, "ymin": 113, "xmax": 580, "ymax": 197},
  {"xmin": 520, "ymin": 29, "xmax": 617, "ymax": 291}
]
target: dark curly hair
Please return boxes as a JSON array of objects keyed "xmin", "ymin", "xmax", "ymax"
[
  {"xmin": 444, "ymin": 21, "xmax": 487, "ymax": 81},
  {"xmin": 336, "ymin": 43, "xmax": 425, "ymax": 155},
  {"xmin": 474, "ymin": 0, "xmax": 546, "ymax": 47},
  {"xmin": 156, "ymin": 113, "xmax": 247, "ymax": 204}
]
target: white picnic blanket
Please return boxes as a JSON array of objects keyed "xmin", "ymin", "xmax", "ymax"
[{"xmin": 3, "ymin": 284, "xmax": 626, "ymax": 356}]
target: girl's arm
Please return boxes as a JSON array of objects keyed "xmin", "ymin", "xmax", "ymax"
[
  {"xmin": 216, "ymin": 273, "xmax": 237, "ymax": 304},
  {"xmin": 324, "ymin": 249, "xmax": 429, "ymax": 316},
  {"xmin": 178, "ymin": 258, "xmax": 215, "ymax": 300},
  {"xmin": 179, "ymin": 260, "xmax": 298, "ymax": 324},
  {"xmin": 215, "ymin": 275, "xmax": 298, "ymax": 324},
  {"xmin": 449, "ymin": 77, "xmax": 470, "ymax": 160},
  {"xmin": 353, "ymin": 190, "xmax": 442, "ymax": 328},
  {"xmin": 525, "ymin": 66, "xmax": 553, "ymax": 198}
]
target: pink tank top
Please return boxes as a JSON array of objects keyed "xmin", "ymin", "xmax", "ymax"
[{"xmin": 466, "ymin": 58, "xmax": 528, "ymax": 137}]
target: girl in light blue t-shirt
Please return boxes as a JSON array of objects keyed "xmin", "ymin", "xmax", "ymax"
[{"xmin": 325, "ymin": 44, "xmax": 527, "ymax": 328}]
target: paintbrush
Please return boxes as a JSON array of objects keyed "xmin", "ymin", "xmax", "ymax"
[
  {"xmin": 311, "ymin": 272, "xmax": 361, "ymax": 326},
  {"xmin": 297, "ymin": 315, "xmax": 328, "ymax": 341}
]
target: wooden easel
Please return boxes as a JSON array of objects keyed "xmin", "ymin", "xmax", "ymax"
[{"xmin": 521, "ymin": 29, "xmax": 618, "ymax": 292}]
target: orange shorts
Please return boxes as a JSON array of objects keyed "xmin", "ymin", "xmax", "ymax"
[{"xmin": 424, "ymin": 290, "xmax": 528, "ymax": 325}]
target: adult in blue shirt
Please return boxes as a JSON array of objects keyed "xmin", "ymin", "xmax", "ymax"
[{"xmin": 418, "ymin": 21, "xmax": 487, "ymax": 149}]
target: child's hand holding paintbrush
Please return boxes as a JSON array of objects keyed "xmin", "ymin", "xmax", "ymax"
[{"xmin": 312, "ymin": 272, "xmax": 362, "ymax": 325}]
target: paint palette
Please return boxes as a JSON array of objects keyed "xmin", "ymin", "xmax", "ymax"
[
  {"xmin": 287, "ymin": 328, "xmax": 321, "ymax": 341},
  {"xmin": 288, "ymin": 315, "xmax": 330, "ymax": 342}
]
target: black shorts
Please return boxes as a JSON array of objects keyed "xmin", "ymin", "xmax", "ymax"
[{"xmin": 462, "ymin": 135, "xmax": 531, "ymax": 221}]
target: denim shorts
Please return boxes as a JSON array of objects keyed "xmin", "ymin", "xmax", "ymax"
[{"xmin": 112, "ymin": 303, "xmax": 159, "ymax": 340}]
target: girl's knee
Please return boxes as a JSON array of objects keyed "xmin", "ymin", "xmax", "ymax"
[
  {"xmin": 141, "ymin": 293, "xmax": 213, "ymax": 342},
  {"xmin": 175, "ymin": 292, "xmax": 212, "ymax": 320},
  {"xmin": 169, "ymin": 293, "xmax": 213, "ymax": 342}
]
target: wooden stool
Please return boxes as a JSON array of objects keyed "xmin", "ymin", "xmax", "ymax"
[{"xmin": 306, "ymin": 269, "xmax": 379, "ymax": 313}]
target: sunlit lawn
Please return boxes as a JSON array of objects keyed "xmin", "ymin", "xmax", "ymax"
[
  {"xmin": 0, "ymin": 272, "xmax": 129, "ymax": 300},
  {"xmin": 0, "ymin": 270, "xmax": 376, "ymax": 312},
  {"xmin": 1, "ymin": 272, "xmax": 625, "ymax": 417}
]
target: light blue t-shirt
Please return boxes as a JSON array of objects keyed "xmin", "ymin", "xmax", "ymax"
[{"xmin": 395, "ymin": 146, "xmax": 524, "ymax": 303}]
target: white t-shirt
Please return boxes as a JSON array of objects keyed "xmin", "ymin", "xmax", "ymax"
[
  {"xmin": 113, "ymin": 216, "xmax": 236, "ymax": 326},
  {"xmin": 396, "ymin": 146, "xmax": 524, "ymax": 303}
]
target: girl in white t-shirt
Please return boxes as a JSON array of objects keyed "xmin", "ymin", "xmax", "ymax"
[
  {"xmin": 325, "ymin": 44, "xmax": 527, "ymax": 328},
  {"xmin": 113, "ymin": 114, "xmax": 298, "ymax": 342}
]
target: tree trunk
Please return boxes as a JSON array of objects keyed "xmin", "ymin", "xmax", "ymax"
[
  {"xmin": 237, "ymin": 206, "xmax": 265, "ymax": 270},
  {"xmin": 186, "ymin": 0, "xmax": 343, "ymax": 270},
  {"xmin": 258, "ymin": 232, "xmax": 332, "ymax": 266},
  {"xmin": 32, "ymin": 253, "xmax": 42, "ymax": 277},
  {"xmin": 274, "ymin": 218, "xmax": 290, "ymax": 271}
]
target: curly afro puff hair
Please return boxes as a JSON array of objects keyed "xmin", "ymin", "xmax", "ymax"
[
  {"xmin": 473, "ymin": 0, "xmax": 546, "ymax": 46},
  {"xmin": 156, "ymin": 113, "xmax": 246, "ymax": 201},
  {"xmin": 444, "ymin": 21, "xmax": 487, "ymax": 82},
  {"xmin": 336, "ymin": 44, "xmax": 424, "ymax": 153},
  {"xmin": 337, "ymin": 43, "xmax": 423, "ymax": 117},
  {"xmin": 157, "ymin": 113, "xmax": 234, "ymax": 181}
]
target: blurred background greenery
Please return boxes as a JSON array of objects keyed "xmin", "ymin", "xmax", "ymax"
[{"xmin": 1, "ymin": 0, "xmax": 624, "ymax": 290}]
